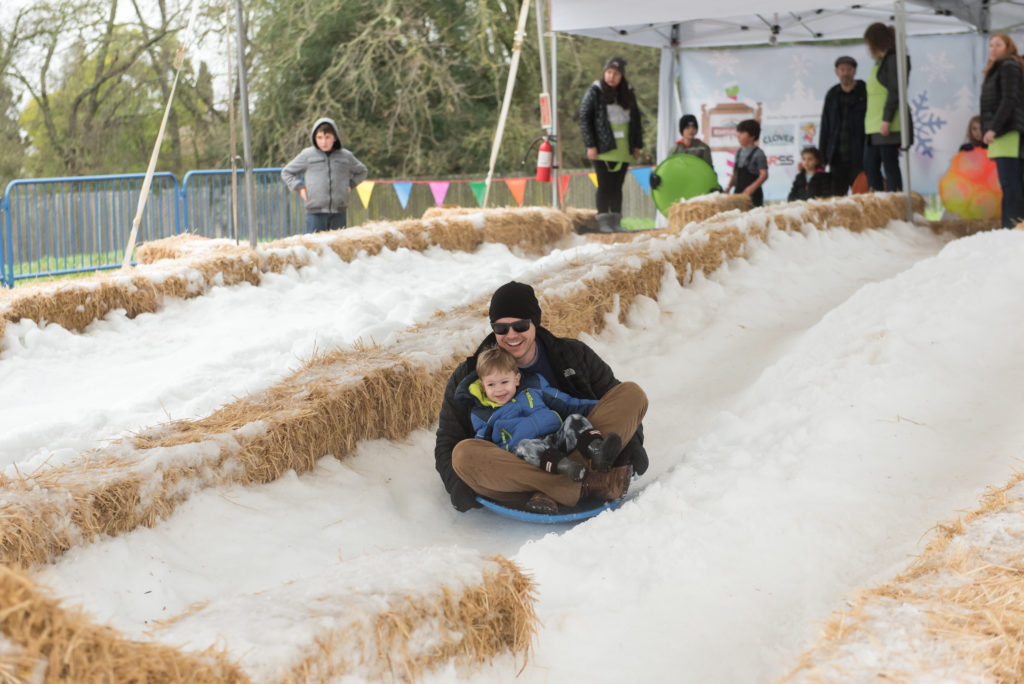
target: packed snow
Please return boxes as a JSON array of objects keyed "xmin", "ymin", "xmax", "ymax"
[{"xmin": 4, "ymin": 220, "xmax": 1024, "ymax": 682}]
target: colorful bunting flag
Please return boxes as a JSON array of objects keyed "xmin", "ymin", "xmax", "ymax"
[
  {"xmin": 630, "ymin": 167, "xmax": 652, "ymax": 195},
  {"xmin": 559, "ymin": 175, "xmax": 571, "ymax": 202},
  {"xmin": 505, "ymin": 178, "xmax": 527, "ymax": 206},
  {"xmin": 393, "ymin": 182, "xmax": 413, "ymax": 209},
  {"xmin": 469, "ymin": 181, "xmax": 488, "ymax": 207},
  {"xmin": 588, "ymin": 173, "xmax": 598, "ymax": 187},
  {"xmin": 429, "ymin": 181, "xmax": 450, "ymax": 206},
  {"xmin": 355, "ymin": 180, "xmax": 375, "ymax": 209}
]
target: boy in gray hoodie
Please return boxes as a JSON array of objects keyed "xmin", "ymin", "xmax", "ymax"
[{"xmin": 281, "ymin": 117, "xmax": 368, "ymax": 233}]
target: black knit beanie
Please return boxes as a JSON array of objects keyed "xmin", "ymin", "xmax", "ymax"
[
  {"xmin": 604, "ymin": 56, "xmax": 627, "ymax": 77},
  {"xmin": 488, "ymin": 281, "xmax": 542, "ymax": 326}
]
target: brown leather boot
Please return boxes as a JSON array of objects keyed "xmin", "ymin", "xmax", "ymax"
[
  {"xmin": 580, "ymin": 465, "xmax": 631, "ymax": 502},
  {"xmin": 525, "ymin": 491, "xmax": 559, "ymax": 515}
]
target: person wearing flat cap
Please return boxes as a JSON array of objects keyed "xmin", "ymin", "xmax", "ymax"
[
  {"xmin": 578, "ymin": 56, "xmax": 645, "ymax": 234},
  {"xmin": 819, "ymin": 55, "xmax": 867, "ymax": 197},
  {"xmin": 435, "ymin": 281, "xmax": 650, "ymax": 515}
]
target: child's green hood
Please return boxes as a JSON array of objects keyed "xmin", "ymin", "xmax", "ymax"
[{"xmin": 468, "ymin": 378, "xmax": 504, "ymax": 408}]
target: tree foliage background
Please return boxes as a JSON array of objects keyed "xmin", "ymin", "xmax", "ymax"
[{"xmin": 0, "ymin": 0, "xmax": 660, "ymax": 183}]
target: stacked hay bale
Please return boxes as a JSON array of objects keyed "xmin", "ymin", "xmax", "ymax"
[
  {"xmin": 0, "ymin": 564, "xmax": 250, "ymax": 682},
  {"xmin": 667, "ymin": 193, "xmax": 752, "ymax": 230},
  {"xmin": 779, "ymin": 470, "xmax": 1024, "ymax": 683},
  {"xmin": 0, "ymin": 208, "xmax": 575, "ymax": 336},
  {"xmin": 146, "ymin": 550, "xmax": 536, "ymax": 682}
]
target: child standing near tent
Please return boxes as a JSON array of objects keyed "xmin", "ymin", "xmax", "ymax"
[
  {"xmin": 281, "ymin": 117, "xmax": 368, "ymax": 234},
  {"xmin": 787, "ymin": 146, "xmax": 832, "ymax": 201},
  {"xmin": 726, "ymin": 119, "xmax": 768, "ymax": 206},
  {"xmin": 669, "ymin": 114, "xmax": 714, "ymax": 172},
  {"xmin": 455, "ymin": 346, "xmax": 623, "ymax": 513}
]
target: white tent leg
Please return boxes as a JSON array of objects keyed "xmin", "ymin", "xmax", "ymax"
[
  {"xmin": 483, "ymin": 0, "xmax": 532, "ymax": 208},
  {"xmin": 894, "ymin": 0, "xmax": 914, "ymax": 222}
]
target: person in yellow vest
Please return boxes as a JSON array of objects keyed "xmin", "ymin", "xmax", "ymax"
[
  {"xmin": 980, "ymin": 34, "xmax": 1024, "ymax": 229},
  {"xmin": 862, "ymin": 23, "xmax": 913, "ymax": 192},
  {"xmin": 578, "ymin": 56, "xmax": 644, "ymax": 233}
]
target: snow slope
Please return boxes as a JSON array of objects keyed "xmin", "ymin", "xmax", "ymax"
[{"xmin": 6, "ymin": 220, "xmax": 1024, "ymax": 682}]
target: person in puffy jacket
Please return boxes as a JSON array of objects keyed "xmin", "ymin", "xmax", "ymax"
[
  {"xmin": 281, "ymin": 117, "xmax": 367, "ymax": 234},
  {"xmin": 578, "ymin": 56, "xmax": 644, "ymax": 233},
  {"xmin": 435, "ymin": 281, "xmax": 649, "ymax": 516},
  {"xmin": 980, "ymin": 34, "xmax": 1024, "ymax": 228}
]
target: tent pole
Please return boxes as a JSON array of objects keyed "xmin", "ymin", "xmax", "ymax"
[
  {"xmin": 483, "ymin": 0, "xmax": 532, "ymax": 208},
  {"xmin": 535, "ymin": 0, "xmax": 557, "ymax": 207},
  {"xmin": 894, "ymin": 0, "xmax": 913, "ymax": 222},
  {"xmin": 550, "ymin": 1, "xmax": 561, "ymax": 208}
]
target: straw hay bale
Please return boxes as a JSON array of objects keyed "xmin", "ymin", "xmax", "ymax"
[
  {"xmin": 0, "ymin": 564, "xmax": 249, "ymax": 682},
  {"xmin": 0, "ymin": 240, "xmax": 261, "ymax": 333},
  {"xmin": 928, "ymin": 217, "xmax": 1003, "ymax": 238},
  {"xmin": 564, "ymin": 207, "xmax": 598, "ymax": 233},
  {"xmin": 1, "ymin": 208, "xmax": 574, "ymax": 335},
  {"xmin": 779, "ymin": 471, "xmax": 1024, "ymax": 683},
  {"xmin": 147, "ymin": 550, "xmax": 536, "ymax": 683},
  {"xmin": 667, "ymin": 193, "xmax": 752, "ymax": 230}
]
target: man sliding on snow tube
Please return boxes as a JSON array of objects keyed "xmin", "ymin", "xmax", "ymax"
[{"xmin": 434, "ymin": 281, "xmax": 650, "ymax": 516}]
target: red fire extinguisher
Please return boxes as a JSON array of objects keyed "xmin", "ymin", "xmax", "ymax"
[{"xmin": 536, "ymin": 137, "xmax": 553, "ymax": 183}]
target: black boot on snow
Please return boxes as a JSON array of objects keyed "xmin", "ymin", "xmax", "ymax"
[{"xmin": 575, "ymin": 429, "xmax": 622, "ymax": 472}]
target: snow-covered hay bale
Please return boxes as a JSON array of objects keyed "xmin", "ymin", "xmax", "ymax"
[
  {"xmin": 928, "ymin": 217, "xmax": 1003, "ymax": 238},
  {"xmin": 0, "ymin": 209, "xmax": 573, "ymax": 337},
  {"xmin": 563, "ymin": 207, "xmax": 598, "ymax": 233},
  {"xmin": 148, "ymin": 550, "xmax": 536, "ymax": 682},
  {"xmin": 780, "ymin": 471, "xmax": 1024, "ymax": 683},
  {"xmin": 0, "ymin": 240, "xmax": 261, "ymax": 334},
  {"xmin": 0, "ymin": 274, "xmax": 161, "ymax": 333},
  {"xmin": 667, "ymin": 193, "xmax": 752, "ymax": 229},
  {"xmin": 0, "ymin": 564, "xmax": 248, "ymax": 682},
  {"xmin": 421, "ymin": 206, "xmax": 574, "ymax": 253}
]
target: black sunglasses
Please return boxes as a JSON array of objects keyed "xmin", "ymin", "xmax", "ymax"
[{"xmin": 492, "ymin": 319, "xmax": 532, "ymax": 335}]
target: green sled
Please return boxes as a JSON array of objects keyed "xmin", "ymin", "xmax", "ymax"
[{"xmin": 650, "ymin": 154, "xmax": 720, "ymax": 217}]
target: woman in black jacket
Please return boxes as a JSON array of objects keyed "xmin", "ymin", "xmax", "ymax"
[
  {"xmin": 980, "ymin": 34, "xmax": 1024, "ymax": 228},
  {"xmin": 862, "ymin": 23, "xmax": 913, "ymax": 192},
  {"xmin": 578, "ymin": 56, "xmax": 644, "ymax": 233}
]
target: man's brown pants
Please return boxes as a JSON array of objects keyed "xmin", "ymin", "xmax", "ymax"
[{"xmin": 452, "ymin": 381, "xmax": 648, "ymax": 508}]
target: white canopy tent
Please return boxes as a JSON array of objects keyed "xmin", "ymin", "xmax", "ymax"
[{"xmin": 549, "ymin": 0, "xmax": 1024, "ymax": 215}]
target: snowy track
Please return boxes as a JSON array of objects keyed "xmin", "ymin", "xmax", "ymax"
[{"xmin": 14, "ymin": 222, "xmax": 1024, "ymax": 681}]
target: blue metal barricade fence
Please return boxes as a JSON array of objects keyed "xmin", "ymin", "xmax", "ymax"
[
  {"xmin": 1, "ymin": 173, "xmax": 181, "ymax": 287},
  {"xmin": 1, "ymin": 166, "xmax": 655, "ymax": 288},
  {"xmin": 181, "ymin": 168, "xmax": 303, "ymax": 241}
]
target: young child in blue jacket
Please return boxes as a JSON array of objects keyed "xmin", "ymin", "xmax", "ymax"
[{"xmin": 454, "ymin": 346, "xmax": 621, "ymax": 482}]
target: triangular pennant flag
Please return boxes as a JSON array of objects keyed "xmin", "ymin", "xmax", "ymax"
[
  {"xmin": 631, "ymin": 167, "xmax": 653, "ymax": 195},
  {"xmin": 356, "ymin": 180, "xmax": 375, "ymax": 209},
  {"xmin": 429, "ymin": 181, "xmax": 450, "ymax": 206},
  {"xmin": 588, "ymin": 173, "xmax": 598, "ymax": 187},
  {"xmin": 393, "ymin": 182, "xmax": 413, "ymax": 209},
  {"xmin": 469, "ymin": 181, "xmax": 487, "ymax": 207},
  {"xmin": 505, "ymin": 178, "xmax": 528, "ymax": 206},
  {"xmin": 559, "ymin": 174, "xmax": 571, "ymax": 201}
]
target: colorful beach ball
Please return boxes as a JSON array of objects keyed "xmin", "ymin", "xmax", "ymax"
[{"xmin": 939, "ymin": 147, "xmax": 1001, "ymax": 220}]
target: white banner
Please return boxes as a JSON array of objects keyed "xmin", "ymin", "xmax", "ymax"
[{"xmin": 675, "ymin": 33, "xmax": 996, "ymax": 201}]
